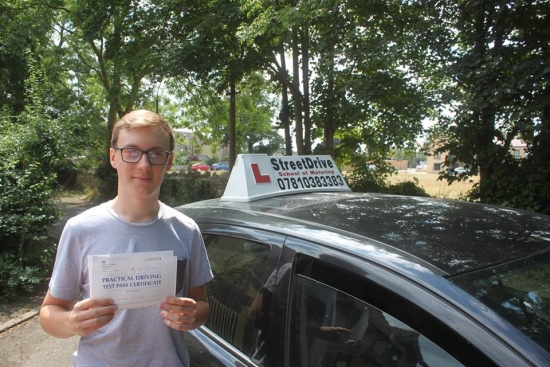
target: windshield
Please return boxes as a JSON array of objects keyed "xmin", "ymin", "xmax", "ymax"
[{"xmin": 449, "ymin": 251, "xmax": 550, "ymax": 352}]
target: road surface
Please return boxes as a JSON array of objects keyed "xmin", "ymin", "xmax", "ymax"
[{"xmin": 0, "ymin": 315, "xmax": 78, "ymax": 366}]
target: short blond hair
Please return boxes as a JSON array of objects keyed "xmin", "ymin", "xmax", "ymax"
[{"xmin": 111, "ymin": 110, "xmax": 175, "ymax": 151}]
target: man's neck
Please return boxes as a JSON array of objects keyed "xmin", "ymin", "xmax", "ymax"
[{"xmin": 110, "ymin": 195, "xmax": 160, "ymax": 223}]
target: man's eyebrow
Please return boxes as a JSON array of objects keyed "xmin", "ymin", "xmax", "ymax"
[{"xmin": 118, "ymin": 144, "xmax": 169, "ymax": 151}]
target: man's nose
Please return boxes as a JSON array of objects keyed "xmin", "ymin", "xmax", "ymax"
[{"xmin": 137, "ymin": 152, "xmax": 151, "ymax": 168}]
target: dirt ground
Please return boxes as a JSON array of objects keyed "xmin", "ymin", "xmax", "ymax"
[
  {"xmin": 385, "ymin": 171, "xmax": 479, "ymax": 199},
  {"xmin": 0, "ymin": 283, "xmax": 49, "ymax": 327}
]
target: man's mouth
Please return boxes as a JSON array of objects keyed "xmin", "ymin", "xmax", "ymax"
[{"xmin": 134, "ymin": 176, "xmax": 152, "ymax": 181}]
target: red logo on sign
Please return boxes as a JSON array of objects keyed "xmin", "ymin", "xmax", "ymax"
[{"xmin": 251, "ymin": 163, "xmax": 271, "ymax": 183}]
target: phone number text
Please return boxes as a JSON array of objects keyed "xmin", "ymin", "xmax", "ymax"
[{"xmin": 277, "ymin": 175, "xmax": 345, "ymax": 190}]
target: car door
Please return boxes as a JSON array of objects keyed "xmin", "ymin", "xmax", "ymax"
[
  {"xmin": 274, "ymin": 237, "xmax": 536, "ymax": 367},
  {"xmin": 184, "ymin": 223, "xmax": 285, "ymax": 367}
]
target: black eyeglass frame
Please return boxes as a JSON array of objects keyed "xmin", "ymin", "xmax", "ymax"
[{"xmin": 112, "ymin": 147, "xmax": 172, "ymax": 165}]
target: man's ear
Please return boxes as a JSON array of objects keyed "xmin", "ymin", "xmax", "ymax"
[{"xmin": 110, "ymin": 148, "xmax": 118, "ymax": 169}]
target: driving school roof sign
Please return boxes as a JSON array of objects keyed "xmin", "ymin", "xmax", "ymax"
[{"xmin": 221, "ymin": 154, "xmax": 351, "ymax": 202}]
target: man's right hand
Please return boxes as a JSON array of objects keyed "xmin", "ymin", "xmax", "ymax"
[
  {"xmin": 68, "ymin": 298, "xmax": 117, "ymax": 336},
  {"xmin": 39, "ymin": 289, "xmax": 117, "ymax": 338}
]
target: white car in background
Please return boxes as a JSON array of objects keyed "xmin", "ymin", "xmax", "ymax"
[{"xmin": 454, "ymin": 166, "xmax": 470, "ymax": 174}]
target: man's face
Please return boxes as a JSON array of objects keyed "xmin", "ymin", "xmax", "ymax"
[{"xmin": 110, "ymin": 126, "xmax": 173, "ymax": 201}]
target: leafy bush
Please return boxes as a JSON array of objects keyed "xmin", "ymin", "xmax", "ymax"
[
  {"xmin": 0, "ymin": 108, "xmax": 62, "ymax": 300},
  {"xmin": 0, "ymin": 253, "xmax": 46, "ymax": 301},
  {"xmin": 160, "ymin": 171, "xmax": 229, "ymax": 206},
  {"xmin": 346, "ymin": 160, "xmax": 430, "ymax": 197},
  {"xmin": 386, "ymin": 179, "xmax": 430, "ymax": 197},
  {"xmin": 346, "ymin": 163, "xmax": 389, "ymax": 193},
  {"xmin": 95, "ymin": 157, "xmax": 119, "ymax": 201},
  {"xmin": 464, "ymin": 156, "xmax": 550, "ymax": 214}
]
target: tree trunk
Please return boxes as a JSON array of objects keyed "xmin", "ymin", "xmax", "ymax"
[
  {"xmin": 292, "ymin": 26, "xmax": 304, "ymax": 155},
  {"xmin": 106, "ymin": 71, "xmax": 122, "ymax": 158},
  {"xmin": 324, "ymin": 35, "xmax": 336, "ymax": 158},
  {"xmin": 279, "ymin": 42, "xmax": 293, "ymax": 156},
  {"xmin": 229, "ymin": 79, "xmax": 237, "ymax": 170},
  {"xmin": 532, "ymin": 86, "xmax": 550, "ymax": 166},
  {"xmin": 471, "ymin": 3, "xmax": 495, "ymax": 203},
  {"xmin": 301, "ymin": 26, "xmax": 311, "ymax": 155}
]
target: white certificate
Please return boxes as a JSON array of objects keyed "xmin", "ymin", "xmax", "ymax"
[{"xmin": 88, "ymin": 251, "xmax": 177, "ymax": 310}]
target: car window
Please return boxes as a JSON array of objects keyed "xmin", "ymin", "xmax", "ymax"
[
  {"xmin": 290, "ymin": 254, "xmax": 498, "ymax": 366},
  {"xmin": 450, "ymin": 251, "xmax": 550, "ymax": 352},
  {"xmin": 202, "ymin": 234, "xmax": 271, "ymax": 355},
  {"xmin": 290, "ymin": 275, "xmax": 464, "ymax": 367}
]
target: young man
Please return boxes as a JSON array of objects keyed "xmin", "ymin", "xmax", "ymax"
[{"xmin": 40, "ymin": 110, "xmax": 213, "ymax": 366}]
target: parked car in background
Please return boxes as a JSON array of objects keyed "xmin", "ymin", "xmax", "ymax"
[
  {"xmin": 176, "ymin": 154, "xmax": 550, "ymax": 367},
  {"xmin": 211, "ymin": 162, "xmax": 229, "ymax": 171},
  {"xmin": 453, "ymin": 166, "xmax": 470, "ymax": 174},
  {"xmin": 190, "ymin": 162, "xmax": 210, "ymax": 171}
]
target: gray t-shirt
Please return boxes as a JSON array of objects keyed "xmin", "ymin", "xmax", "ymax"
[{"xmin": 49, "ymin": 201, "xmax": 213, "ymax": 367}]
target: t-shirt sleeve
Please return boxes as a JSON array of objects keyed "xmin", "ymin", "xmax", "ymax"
[{"xmin": 48, "ymin": 219, "xmax": 84, "ymax": 301}]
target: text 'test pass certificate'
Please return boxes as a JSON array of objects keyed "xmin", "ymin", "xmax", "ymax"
[{"xmin": 88, "ymin": 251, "xmax": 177, "ymax": 309}]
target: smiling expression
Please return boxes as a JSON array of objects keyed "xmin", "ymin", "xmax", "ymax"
[{"xmin": 110, "ymin": 126, "xmax": 173, "ymax": 201}]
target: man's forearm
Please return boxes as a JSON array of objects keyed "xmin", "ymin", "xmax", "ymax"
[{"xmin": 39, "ymin": 304, "xmax": 76, "ymax": 339}]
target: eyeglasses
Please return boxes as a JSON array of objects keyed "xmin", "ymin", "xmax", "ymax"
[{"xmin": 113, "ymin": 147, "xmax": 172, "ymax": 165}]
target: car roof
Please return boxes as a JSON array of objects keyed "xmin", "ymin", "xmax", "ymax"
[{"xmin": 179, "ymin": 192, "xmax": 550, "ymax": 276}]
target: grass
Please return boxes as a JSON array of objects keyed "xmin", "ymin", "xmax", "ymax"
[{"xmin": 385, "ymin": 172, "xmax": 479, "ymax": 199}]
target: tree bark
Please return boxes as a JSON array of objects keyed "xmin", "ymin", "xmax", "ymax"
[
  {"xmin": 292, "ymin": 26, "xmax": 304, "ymax": 155},
  {"xmin": 229, "ymin": 79, "xmax": 237, "ymax": 170},
  {"xmin": 301, "ymin": 26, "xmax": 311, "ymax": 154},
  {"xmin": 279, "ymin": 42, "xmax": 293, "ymax": 156}
]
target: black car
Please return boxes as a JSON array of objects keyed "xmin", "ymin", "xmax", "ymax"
[{"xmin": 177, "ymin": 154, "xmax": 550, "ymax": 367}]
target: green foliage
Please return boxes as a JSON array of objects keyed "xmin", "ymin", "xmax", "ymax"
[
  {"xmin": 160, "ymin": 172, "xmax": 229, "ymax": 207},
  {"xmin": 215, "ymin": 254, "xmax": 256, "ymax": 297},
  {"xmin": 0, "ymin": 253, "xmax": 49, "ymax": 302},
  {"xmin": 0, "ymin": 113, "xmax": 61, "ymax": 249},
  {"xmin": 346, "ymin": 163, "xmax": 389, "ymax": 194},
  {"xmin": 0, "ymin": 106, "xmax": 62, "ymax": 300},
  {"xmin": 386, "ymin": 179, "xmax": 430, "ymax": 197},
  {"xmin": 0, "ymin": 0, "xmax": 54, "ymax": 115},
  {"xmin": 167, "ymin": 72, "xmax": 279, "ymax": 156},
  {"xmin": 94, "ymin": 157, "xmax": 118, "ymax": 201},
  {"xmin": 464, "ymin": 156, "xmax": 550, "ymax": 215},
  {"xmin": 423, "ymin": 0, "xmax": 550, "ymax": 214},
  {"xmin": 345, "ymin": 159, "xmax": 429, "ymax": 198}
]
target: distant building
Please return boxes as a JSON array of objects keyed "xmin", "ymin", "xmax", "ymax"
[
  {"xmin": 386, "ymin": 159, "xmax": 408, "ymax": 171},
  {"xmin": 425, "ymin": 150, "xmax": 451, "ymax": 174},
  {"xmin": 173, "ymin": 129, "xmax": 228, "ymax": 162},
  {"xmin": 423, "ymin": 139, "xmax": 528, "ymax": 174},
  {"xmin": 510, "ymin": 139, "xmax": 527, "ymax": 159}
]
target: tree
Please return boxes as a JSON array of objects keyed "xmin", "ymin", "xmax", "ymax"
[
  {"xmin": 248, "ymin": 130, "xmax": 285, "ymax": 155},
  {"xmin": 240, "ymin": 0, "xmax": 432, "ymax": 173},
  {"xmin": 168, "ymin": 72, "xmax": 279, "ymax": 156},
  {"xmin": 34, "ymin": 0, "xmax": 184, "ymax": 197},
  {"xmin": 163, "ymin": 0, "xmax": 270, "ymax": 168},
  {"xmin": 0, "ymin": 0, "xmax": 55, "ymax": 115},
  {"xmin": 234, "ymin": 0, "xmax": 302, "ymax": 154},
  {"xmin": 0, "ymin": 61, "xmax": 64, "ymax": 299},
  {"xmin": 424, "ymin": 0, "xmax": 550, "ymax": 213}
]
